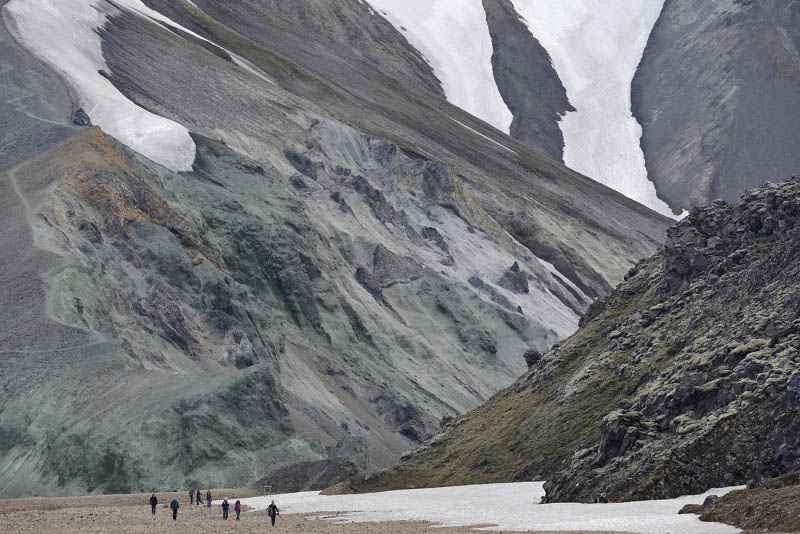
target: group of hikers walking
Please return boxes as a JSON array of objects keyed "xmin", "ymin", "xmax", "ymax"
[
  {"xmin": 189, "ymin": 487, "xmax": 213, "ymax": 507},
  {"xmin": 148, "ymin": 490, "xmax": 277, "ymax": 524}
]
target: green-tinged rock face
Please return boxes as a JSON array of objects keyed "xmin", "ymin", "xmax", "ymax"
[
  {"xmin": 0, "ymin": 0, "xmax": 669, "ymax": 497},
  {"xmin": 362, "ymin": 177, "xmax": 800, "ymax": 503}
]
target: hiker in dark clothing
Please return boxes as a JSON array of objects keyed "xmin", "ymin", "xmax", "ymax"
[
  {"xmin": 170, "ymin": 498, "xmax": 179, "ymax": 520},
  {"xmin": 189, "ymin": 488, "xmax": 195, "ymax": 505},
  {"xmin": 196, "ymin": 489, "xmax": 202, "ymax": 506},
  {"xmin": 150, "ymin": 494, "xmax": 158, "ymax": 515},
  {"xmin": 206, "ymin": 490, "xmax": 212, "ymax": 508},
  {"xmin": 267, "ymin": 500, "xmax": 279, "ymax": 526},
  {"xmin": 221, "ymin": 498, "xmax": 230, "ymax": 520},
  {"xmin": 234, "ymin": 500, "xmax": 241, "ymax": 520}
]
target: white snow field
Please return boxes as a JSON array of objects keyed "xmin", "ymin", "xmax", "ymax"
[
  {"xmin": 3, "ymin": 0, "xmax": 196, "ymax": 172},
  {"xmin": 367, "ymin": 0, "xmax": 513, "ymax": 134},
  {"xmin": 510, "ymin": 1, "xmax": 680, "ymax": 218},
  {"xmin": 235, "ymin": 482, "xmax": 742, "ymax": 533}
]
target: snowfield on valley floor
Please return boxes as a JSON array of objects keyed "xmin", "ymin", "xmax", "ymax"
[{"xmin": 233, "ymin": 482, "xmax": 742, "ymax": 533}]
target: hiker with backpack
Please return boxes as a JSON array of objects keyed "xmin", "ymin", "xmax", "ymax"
[
  {"xmin": 170, "ymin": 498, "xmax": 179, "ymax": 521},
  {"xmin": 221, "ymin": 498, "xmax": 230, "ymax": 520},
  {"xmin": 267, "ymin": 500, "xmax": 279, "ymax": 527}
]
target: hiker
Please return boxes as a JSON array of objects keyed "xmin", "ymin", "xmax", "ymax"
[
  {"xmin": 234, "ymin": 499, "xmax": 241, "ymax": 520},
  {"xmin": 206, "ymin": 489, "xmax": 212, "ymax": 508},
  {"xmin": 267, "ymin": 500, "xmax": 279, "ymax": 527},
  {"xmin": 189, "ymin": 487, "xmax": 195, "ymax": 505},
  {"xmin": 221, "ymin": 498, "xmax": 230, "ymax": 520},
  {"xmin": 149, "ymin": 494, "xmax": 158, "ymax": 515},
  {"xmin": 196, "ymin": 489, "xmax": 202, "ymax": 506},
  {"xmin": 170, "ymin": 498, "xmax": 180, "ymax": 521}
]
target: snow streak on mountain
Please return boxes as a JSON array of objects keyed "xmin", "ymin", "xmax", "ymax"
[
  {"xmin": 5, "ymin": 0, "xmax": 197, "ymax": 171},
  {"xmin": 371, "ymin": 0, "xmax": 680, "ymax": 217},
  {"xmin": 366, "ymin": 0, "xmax": 513, "ymax": 134},
  {"xmin": 511, "ymin": 0, "xmax": 679, "ymax": 218}
]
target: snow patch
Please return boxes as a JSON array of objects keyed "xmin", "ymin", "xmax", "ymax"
[
  {"xmin": 234, "ymin": 482, "xmax": 742, "ymax": 533},
  {"xmin": 367, "ymin": 0, "xmax": 513, "ymax": 134},
  {"xmin": 510, "ymin": 0, "xmax": 681, "ymax": 218},
  {"xmin": 3, "ymin": 0, "xmax": 196, "ymax": 172}
]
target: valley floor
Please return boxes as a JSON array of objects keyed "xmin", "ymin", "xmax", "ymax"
[
  {"xmin": 0, "ymin": 483, "xmax": 740, "ymax": 534},
  {"xmin": 0, "ymin": 492, "xmax": 607, "ymax": 534}
]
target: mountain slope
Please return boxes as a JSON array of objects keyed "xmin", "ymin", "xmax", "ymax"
[
  {"xmin": 0, "ymin": 0, "xmax": 669, "ymax": 497},
  {"xmin": 633, "ymin": 0, "xmax": 800, "ymax": 211},
  {"xmin": 482, "ymin": 0, "xmax": 573, "ymax": 163},
  {"xmin": 358, "ymin": 176, "xmax": 800, "ymax": 502}
]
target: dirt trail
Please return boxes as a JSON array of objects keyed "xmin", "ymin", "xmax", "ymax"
[{"xmin": 0, "ymin": 490, "xmax": 621, "ymax": 534}]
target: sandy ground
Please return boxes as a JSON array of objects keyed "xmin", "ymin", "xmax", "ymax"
[{"xmin": 0, "ymin": 490, "xmax": 623, "ymax": 534}]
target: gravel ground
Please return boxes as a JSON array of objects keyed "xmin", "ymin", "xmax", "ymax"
[{"xmin": 0, "ymin": 491, "xmax": 623, "ymax": 534}]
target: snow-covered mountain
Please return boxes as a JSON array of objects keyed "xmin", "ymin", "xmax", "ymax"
[
  {"xmin": 370, "ymin": 0, "xmax": 676, "ymax": 217},
  {"xmin": 369, "ymin": 0, "xmax": 800, "ymax": 217}
]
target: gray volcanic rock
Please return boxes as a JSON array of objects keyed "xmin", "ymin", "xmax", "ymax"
[
  {"xmin": 633, "ymin": 0, "xmax": 800, "ymax": 212},
  {"xmin": 0, "ymin": 0, "xmax": 669, "ymax": 497},
  {"xmin": 497, "ymin": 262, "xmax": 529, "ymax": 294},
  {"xmin": 358, "ymin": 176, "xmax": 800, "ymax": 500},
  {"xmin": 544, "ymin": 177, "xmax": 800, "ymax": 502},
  {"xmin": 71, "ymin": 107, "xmax": 91, "ymax": 126},
  {"xmin": 140, "ymin": 0, "xmax": 444, "ymax": 98},
  {"xmin": 483, "ymin": 0, "xmax": 573, "ymax": 162}
]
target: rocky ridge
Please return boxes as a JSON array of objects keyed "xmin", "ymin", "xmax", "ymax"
[{"xmin": 357, "ymin": 176, "xmax": 800, "ymax": 502}]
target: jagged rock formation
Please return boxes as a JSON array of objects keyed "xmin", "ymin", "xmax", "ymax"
[
  {"xmin": 358, "ymin": 177, "xmax": 800, "ymax": 503},
  {"xmin": 0, "ymin": 0, "xmax": 668, "ymax": 497},
  {"xmin": 633, "ymin": 0, "xmax": 800, "ymax": 212}
]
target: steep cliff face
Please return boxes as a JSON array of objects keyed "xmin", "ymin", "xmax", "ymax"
[
  {"xmin": 633, "ymin": 0, "xmax": 800, "ymax": 212},
  {"xmin": 0, "ymin": 0, "xmax": 669, "ymax": 497},
  {"xmin": 360, "ymin": 176, "xmax": 800, "ymax": 502}
]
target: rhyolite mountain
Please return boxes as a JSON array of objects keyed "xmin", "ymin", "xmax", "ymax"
[
  {"xmin": 0, "ymin": 0, "xmax": 669, "ymax": 497},
  {"xmin": 358, "ymin": 176, "xmax": 800, "ymax": 503}
]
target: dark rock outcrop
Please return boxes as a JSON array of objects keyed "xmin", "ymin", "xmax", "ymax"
[
  {"xmin": 522, "ymin": 348, "xmax": 541, "ymax": 369},
  {"xmin": 72, "ymin": 108, "xmax": 91, "ymax": 126},
  {"xmin": 497, "ymin": 262, "xmax": 529, "ymax": 294}
]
